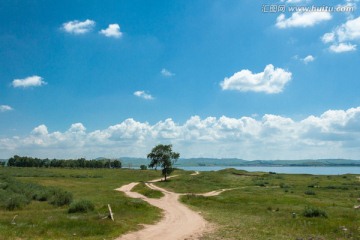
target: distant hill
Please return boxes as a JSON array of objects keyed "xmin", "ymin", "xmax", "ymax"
[
  {"xmin": 175, "ymin": 158, "xmax": 247, "ymax": 166},
  {"xmin": 118, "ymin": 157, "xmax": 360, "ymax": 167},
  {"xmin": 120, "ymin": 157, "xmax": 149, "ymax": 168}
]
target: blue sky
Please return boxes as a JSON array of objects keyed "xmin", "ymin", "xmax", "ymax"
[{"xmin": 1, "ymin": 0, "xmax": 360, "ymax": 159}]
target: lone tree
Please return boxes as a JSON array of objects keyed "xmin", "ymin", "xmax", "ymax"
[{"xmin": 147, "ymin": 144, "xmax": 180, "ymax": 181}]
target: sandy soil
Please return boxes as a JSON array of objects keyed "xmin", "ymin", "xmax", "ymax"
[
  {"xmin": 197, "ymin": 188, "xmax": 233, "ymax": 197},
  {"xmin": 115, "ymin": 176, "xmax": 208, "ymax": 240}
]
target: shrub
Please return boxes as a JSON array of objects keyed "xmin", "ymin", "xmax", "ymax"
[
  {"xmin": 49, "ymin": 188, "xmax": 73, "ymax": 206},
  {"xmin": 302, "ymin": 206, "xmax": 327, "ymax": 218},
  {"xmin": 304, "ymin": 190, "xmax": 316, "ymax": 195},
  {"xmin": 325, "ymin": 185, "xmax": 349, "ymax": 190},
  {"xmin": 34, "ymin": 190, "xmax": 51, "ymax": 201},
  {"xmin": 68, "ymin": 200, "xmax": 95, "ymax": 213},
  {"xmin": 140, "ymin": 165, "xmax": 147, "ymax": 170},
  {"xmin": 5, "ymin": 194, "xmax": 28, "ymax": 211},
  {"xmin": 280, "ymin": 183, "xmax": 290, "ymax": 189}
]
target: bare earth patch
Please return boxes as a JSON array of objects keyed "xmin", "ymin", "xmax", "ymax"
[{"xmin": 115, "ymin": 176, "xmax": 210, "ymax": 240}]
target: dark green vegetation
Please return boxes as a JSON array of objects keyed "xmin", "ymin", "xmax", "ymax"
[
  {"xmin": 155, "ymin": 169, "xmax": 360, "ymax": 239},
  {"xmin": 132, "ymin": 182, "xmax": 164, "ymax": 199},
  {"xmin": 68, "ymin": 200, "xmax": 95, "ymax": 213},
  {"xmin": 302, "ymin": 206, "xmax": 328, "ymax": 218},
  {"xmin": 147, "ymin": 144, "xmax": 180, "ymax": 181},
  {"xmin": 0, "ymin": 167, "xmax": 161, "ymax": 239},
  {"xmin": 0, "ymin": 174, "xmax": 72, "ymax": 210},
  {"xmin": 7, "ymin": 155, "xmax": 121, "ymax": 168}
]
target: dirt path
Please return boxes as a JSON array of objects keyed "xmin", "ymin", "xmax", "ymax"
[
  {"xmin": 115, "ymin": 176, "xmax": 208, "ymax": 240},
  {"xmin": 190, "ymin": 171, "xmax": 200, "ymax": 176}
]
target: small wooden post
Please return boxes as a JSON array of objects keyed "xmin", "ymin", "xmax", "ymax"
[
  {"xmin": 11, "ymin": 215, "xmax": 18, "ymax": 225},
  {"xmin": 108, "ymin": 204, "xmax": 114, "ymax": 221}
]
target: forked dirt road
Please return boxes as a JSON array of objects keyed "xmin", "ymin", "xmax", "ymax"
[{"xmin": 115, "ymin": 172, "xmax": 218, "ymax": 240}]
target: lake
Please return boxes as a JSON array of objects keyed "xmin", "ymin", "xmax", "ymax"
[{"xmin": 178, "ymin": 166, "xmax": 360, "ymax": 175}]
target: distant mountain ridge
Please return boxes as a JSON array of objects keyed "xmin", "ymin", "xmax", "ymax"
[{"xmin": 118, "ymin": 157, "xmax": 360, "ymax": 167}]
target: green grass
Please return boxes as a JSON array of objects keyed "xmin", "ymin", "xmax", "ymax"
[
  {"xmin": 0, "ymin": 167, "xmax": 162, "ymax": 239},
  {"xmin": 68, "ymin": 200, "xmax": 95, "ymax": 213},
  {"xmin": 155, "ymin": 169, "xmax": 360, "ymax": 240},
  {"xmin": 132, "ymin": 182, "xmax": 164, "ymax": 199},
  {"xmin": 1, "ymin": 167, "xmax": 359, "ymax": 239}
]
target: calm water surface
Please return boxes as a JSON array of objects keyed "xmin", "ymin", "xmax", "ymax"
[{"xmin": 178, "ymin": 166, "xmax": 360, "ymax": 175}]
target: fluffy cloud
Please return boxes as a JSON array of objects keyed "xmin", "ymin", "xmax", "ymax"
[
  {"xmin": 62, "ymin": 19, "xmax": 95, "ymax": 34},
  {"xmin": 0, "ymin": 105, "xmax": 13, "ymax": 112},
  {"xmin": 322, "ymin": 32, "xmax": 335, "ymax": 43},
  {"xmin": 134, "ymin": 90, "xmax": 154, "ymax": 100},
  {"xmin": 302, "ymin": 55, "xmax": 315, "ymax": 64},
  {"xmin": 329, "ymin": 43, "xmax": 357, "ymax": 52},
  {"xmin": 322, "ymin": 16, "xmax": 360, "ymax": 53},
  {"xmin": 2, "ymin": 107, "xmax": 360, "ymax": 159},
  {"xmin": 161, "ymin": 68, "xmax": 175, "ymax": 77},
  {"xmin": 220, "ymin": 64, "xmax": 292, "ymax": 94},
  {"xmin": 99, "ymin": 24, "xmax": 122, "ymax": 38},
  {"xmin": 12, "ymin": 75, "xmax": 47, "ymax": 88},
  {"xmin": 276, "ymin": 12, "xmax": 332, "ymax": 29},
  {"xmin": 330, "ymin": 17, "xmax": 360, "ymax": 42}
]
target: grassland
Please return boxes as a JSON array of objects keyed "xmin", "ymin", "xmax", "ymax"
[
  {"xmin": 155, "ymin": 169, "xmax": 360, "ymax": 239},
  {"xmin": 132, "ymin": 182, "xmax": 164, "ymax": 199},
  {"xmin": 1, "ymin": 167, "xmax": 359, "ymax": 239},
  {"xmin": 0, "ymin": 167, "xmax": 162, "ymax": 240}
]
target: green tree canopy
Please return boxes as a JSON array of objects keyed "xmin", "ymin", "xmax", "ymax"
[{"xmin": 147, "ymin": 144, "xmax": 180, "ymax": 181}]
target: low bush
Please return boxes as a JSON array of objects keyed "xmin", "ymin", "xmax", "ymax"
[
  {"xmin": 302, "ymin": 206, "xmax": 328, "ymax": 218},
  {"xmin": 325, "ymin": 185, "xmax": 349, "ymax": 190},
  {"xmin": 5, "ymin": 194, "xmax": 29, "ymax": 210},
  {"xmin": 307, "ymin": 183, "xmax": 319, "ymax": 188},
  {"xmin": 68, "ymin": 200, "xmax": 95, "ymax": 213},
  {"xmin": 0, "ymin": 174, "xmax": 73, "ymax": 210},
  {"xmin": 49, "ymin": 188, "xmax": 73, "ymax": 206},
  {"xmin": 304, "ymin": 190, "xmax": 316, "ymax": 195},
  {"xmin": 280, "ymin": 183, "xmax": 290, "ymax": 189},
  {"xmin": 33, "ymin": 189, "xmax": 51, "ymax": 201}
]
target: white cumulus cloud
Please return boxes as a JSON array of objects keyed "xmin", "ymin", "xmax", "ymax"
[
  {"xmin": 99, "ymin": 24, "xmax": 122, "ymax": 38},
  {"xmin": 322, "ymin": 32, "xmax": 336, "ymax": 43},
  {"xmin": 0, "ymin": 105, "xmax": 13, "ymax": 112},
  {"xmin": 31, "ymin": 125, "xmax": 49, "ymax": 136},
  {"xmin": 302, "ymin": 55, "xmax": 315, "ymax": 64},
  {"xmin": 220, "ymin": 64, "xmax": 292, "ymax": 94},
  {"xmin": 1, "ymin": 107, "xmax": 360, "ymax": 159},
  {"xmin": 276, "ymin": 12, "xmax": 332, "ymax": 29},
  {"xmin": 322, "ymin": 16, "xmax": 360, "ymax": 53},
  {"xmin": 329, "ymin": 43, "xmax": 357, "ymax": 52},
  {"xmin": 134, "ymin": 90, "xmax": 154, "ymax": 100},
  {"xmin": 161, "ymin": 68, "xmax": 175, "ymax": 77},
  {"xmin": 62, "ymin": 19, "xmax": 95, "ymax": 34},
  {"xmin": 12, "ymin": 75, "xmax": 47, "ymax": 88}
]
